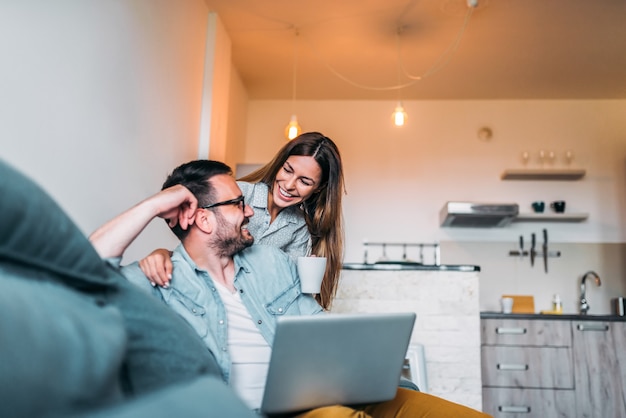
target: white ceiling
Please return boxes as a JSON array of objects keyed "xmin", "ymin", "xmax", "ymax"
[{"xmin": 203, "ymin": 0, "xmax": 626, "ymax": 101}]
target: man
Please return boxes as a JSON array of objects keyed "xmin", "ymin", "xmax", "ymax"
[
  {"xmin": 0, "ymin": 159, "xmax": 255, "ymax": 418},
  {"xmin": 90, "ymin": 160, "xmax": 324, "ymax": 411},
  {"xmin": 90, "ymin": 160, "xmax": 491, "ymax": 417}
]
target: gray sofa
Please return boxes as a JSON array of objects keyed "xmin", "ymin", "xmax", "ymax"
[{"xmin": 0, "ymin": 159, "xmax": 255, "ymax": 418}]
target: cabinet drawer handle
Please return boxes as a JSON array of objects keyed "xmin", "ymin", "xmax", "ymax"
[
  {"xmin": 576, "ymin": 323, "xmax": 609, "ymax": 332},
  {"xmin": 499, "ymin": 406, "xmax": 531, "ymax": 413},
  {"xmin": 495, "ymin": 327, "xmax": 527, "ymax": 335},
  {"xmin": 497, "ymin": 363, "xmax": 529, "ymax": 371}
]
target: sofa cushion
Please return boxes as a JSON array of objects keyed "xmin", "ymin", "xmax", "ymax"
[
  {"xmin": 0, "ymin": 268, "xmax": 127, "ymax": 418},
  {"xmin": 85, "ymin": 376, "xmax": 256, "ymax": 418},
  {"xmin": 0, "ymin": 160, "xmax": 112, "ymax": 290}
]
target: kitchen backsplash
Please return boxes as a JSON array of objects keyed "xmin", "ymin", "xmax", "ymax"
[{"xmin": 441, "ymin": 241, "xmax": 626, "ymax": 315}]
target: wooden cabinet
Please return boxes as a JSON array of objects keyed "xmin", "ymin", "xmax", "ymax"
[
  {"xmin": 482, "ymin": 317, "xmax": 626, "ymax": 417},
  {"xmin": 482, "ymin": 388, "xmax": 575, "ymax": 416},
  {"xmin": 481, "ymin": 318, "xmax": 575, "ymax": 417},
  {"xmin": 571, "ymin": 320, "xmax": 626, "ymax": 417},
  {"xmin": 482, "ymin": 346, "xmax": 573, "ymax": 389}
]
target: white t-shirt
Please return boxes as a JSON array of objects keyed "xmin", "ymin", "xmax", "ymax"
[{"xmin": 215, "ymin": 283, "xmax": 272, "ymax": 410}]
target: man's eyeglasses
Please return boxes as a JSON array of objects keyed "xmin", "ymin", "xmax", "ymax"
[{"xmin": 202, "ymin": 195, "xmax": 245, "ymax": 211}]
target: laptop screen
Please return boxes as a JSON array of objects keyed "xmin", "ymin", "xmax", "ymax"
[{"xmin": 260, "ymin": 312, "xmax": 416, "ymax": 414}]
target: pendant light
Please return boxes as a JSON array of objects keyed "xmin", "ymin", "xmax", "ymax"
[
  {"xmin": 285, "ymin": 30, "xmax": 302, "ymax": 140},
  {"xmin": 285, "ymin": 115, "xmax": 301, "ymax": 140},
  {"xmin": 392, "ymin": 102, "xmax": 408, "ymax": 127},
  {"xmin": 391, "ymin": 27, "xmax": 408, "ymax": 127}
]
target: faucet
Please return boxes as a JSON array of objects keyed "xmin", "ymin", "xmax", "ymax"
[{"xmin": 580, "ymin": 271, "xmax": 602, "ymax": 315}]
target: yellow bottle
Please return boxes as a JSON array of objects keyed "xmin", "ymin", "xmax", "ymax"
[{"xmin": 552, "ymin": 294, "xmax": 563, "ymax": 314}]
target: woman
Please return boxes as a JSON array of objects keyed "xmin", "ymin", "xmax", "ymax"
[{"xmin": 140, "ymin": 132, "xmax": 345, "ymax": 309}]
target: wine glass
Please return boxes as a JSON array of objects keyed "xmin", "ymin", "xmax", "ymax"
[{"xmin": 521, "ymin": 151, "xmax": 530, "ymax": 166}]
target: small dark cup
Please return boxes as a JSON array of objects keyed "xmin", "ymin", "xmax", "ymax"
[
  {"xmin": 551, "ymin": 200, "xmax": 566, "ymax": 213},
  {"xmin": 531, "ymin": 201, "xmax": 545, "ymax": 213}
]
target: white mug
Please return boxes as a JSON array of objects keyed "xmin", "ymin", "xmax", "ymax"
[
  {"xmin": 501, "ymin": 297, "xmax": 514, "ymax": 314},
  {"xmin": 297, "ymin": 256, "xmax": 327, "ymax": 294}
]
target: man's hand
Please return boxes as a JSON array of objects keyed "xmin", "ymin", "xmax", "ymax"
[{"xmin": 154, "ymin": 184, "xmax": 198, "ymax": 231}]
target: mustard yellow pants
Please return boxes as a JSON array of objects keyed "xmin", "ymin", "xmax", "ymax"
[{"xmin": 294, "ymin": 389, "xmax": 492, "ymax": 418}]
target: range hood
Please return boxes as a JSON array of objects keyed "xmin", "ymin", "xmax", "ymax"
[{"xmin": 440, "ymin": 202, "xmax": 519, "ymax": 228}]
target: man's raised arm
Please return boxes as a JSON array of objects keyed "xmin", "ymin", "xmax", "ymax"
[{"xmin": 89, "ymin": 185, "xmax": 198, "ymax": 258}]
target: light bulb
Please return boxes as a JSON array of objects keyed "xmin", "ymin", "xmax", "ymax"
[
  {"xmin": 392, "ymin": 103, "xmax": 408, "ymax": 127},
  {"xmin": 285, "ymin": 115, "xmax": 302, "ymax": 140}
]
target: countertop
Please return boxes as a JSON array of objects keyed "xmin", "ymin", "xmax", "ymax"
[
  {"xmin": 481, "ymin": 311, "xmax": 626, "ymax": 322},
  {"xmin": 342, "ymin": 262, "xmax": 480, "ymax": 272}
]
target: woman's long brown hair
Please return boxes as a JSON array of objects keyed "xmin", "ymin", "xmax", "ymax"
[{"xmin": 238, "ymin": 132, "xmax": 345, "ymax": 309}]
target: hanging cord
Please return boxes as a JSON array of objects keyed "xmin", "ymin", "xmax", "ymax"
[
  {"xmin": 396, "ymin": 26, "xmax": 403, "ymax": 97},
  {"xmin": 229, "ymin": 1, "xmax": 476, "ymax": 92},
  {"xmin": 401, "ymin": 5, "xmax": 475, "ymax": 81},
  {"xmin": 396, "ymin": 26, "xmax": 404, "ymax": 95},
  {"xmin": 301, "ymin": 5, "xmax": 475, "ymax": 91},
  {"xmin": 303, "ymin": 32, "xmax": 416, "ymax": 92},
  {"xmin": 291, "ymin": 29, "xmax": 299, "ymax": 113}
]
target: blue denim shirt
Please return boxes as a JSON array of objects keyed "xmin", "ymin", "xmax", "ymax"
[
  {"xmin": 237, "ymin": 181, "xmax": 311, "ymax": 259},
  {"xmin": 118, "ymin": 243, "xmax": 324, "ymax": 383}
]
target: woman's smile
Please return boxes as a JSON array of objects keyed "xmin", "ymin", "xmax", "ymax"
[{"xmin": 272, "ymin": 155, "xmax": 322, "ymax": 210}]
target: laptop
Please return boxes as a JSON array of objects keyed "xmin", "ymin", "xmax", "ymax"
[{"xmin": 259, "ymin": 312, "xmax": 417, "ymax": 415}]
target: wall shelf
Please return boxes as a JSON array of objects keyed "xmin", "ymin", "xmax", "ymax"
[
  {"xmin": 513, "ymin": 213, "xmax": 589, "ymax": 223},
  {"xmin": 501, "ymin": 169, "xmax": 586, "ymax": 180}
]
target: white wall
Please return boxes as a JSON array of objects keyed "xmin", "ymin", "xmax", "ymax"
[
  {"xmin": 245, "ymin": 100, "xmax": 626, "ymax": 246},
  {"xmin": 243, "ymin": 99, "xmax": 626, "ymax": 313},
  {"xmin": 199, "ymin": 12, "xmax": 232, "ymax": 162},
  {"xmin": 224, "ymin": 66, "xmax": 249, "ymax": 170},
  {"xmin": 0, "ymin": 0, "xmax": 211, "ymax": 262}
]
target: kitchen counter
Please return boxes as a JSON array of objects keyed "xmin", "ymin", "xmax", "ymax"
[
  {"xmin": 332, "ymin": 266, "xmax": 483, "ymax": 410},
  {"xmin": 342, "ymin": 262, "xmax": 480, "ymax": 272},
  {"xmin": 481, "ymin": 311, "xmax": 626, "ymax": 322}
]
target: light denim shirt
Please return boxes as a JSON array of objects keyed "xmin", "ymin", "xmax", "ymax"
[
  {"xmin": 237, "ymin": 181, "xmax": 311, "ymax": 259},
  {"xmin": 117, "ymin": 243, "xmax": 324, "ymax": 383}
]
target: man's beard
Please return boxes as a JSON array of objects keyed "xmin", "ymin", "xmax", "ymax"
[{"xmin": 212, "ymin": 212, "xmax": 254, "ymax": 257}]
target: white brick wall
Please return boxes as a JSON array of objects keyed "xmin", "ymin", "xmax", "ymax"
[{"xmin": 331, "ymin": 269, "xmax": 483, "ymax": 411}]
